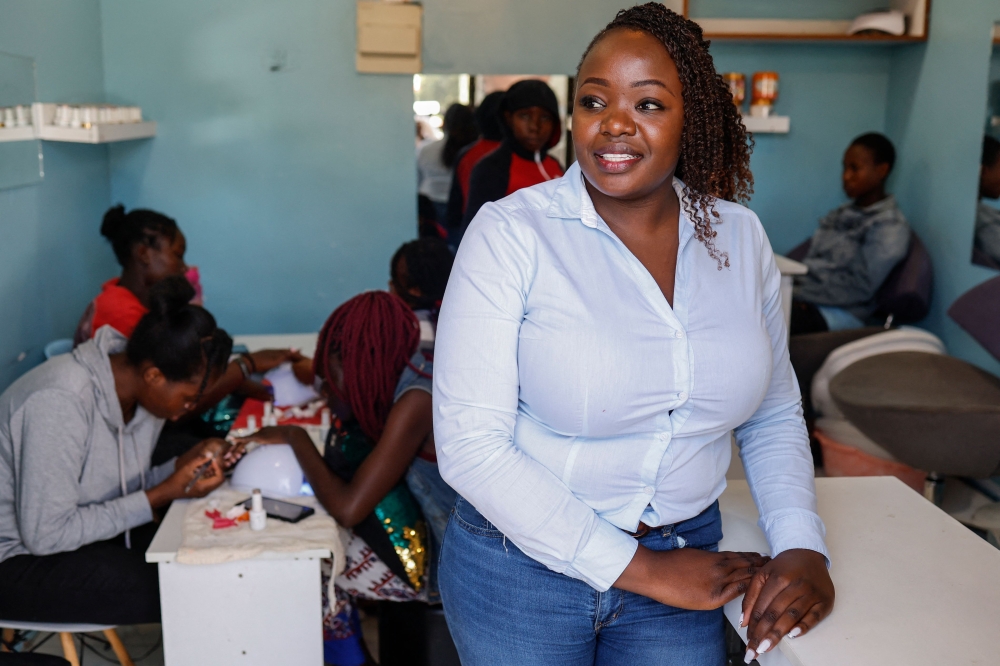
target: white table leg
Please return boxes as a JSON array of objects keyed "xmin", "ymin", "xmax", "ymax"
[
  {"xmin": 780, "ymin": 274, "xmax": 793, "ymax": 340},
  {"xmin": 158, "ymin": 557, "xmax": 324, "ymax": 665}
]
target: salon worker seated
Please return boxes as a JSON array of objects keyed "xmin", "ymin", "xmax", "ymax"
[
  {"xmin": 461, "ymin": 79, "xmax": 564, "ymax": 231},
  {"xmin": 790, "ymin": 133, "xmax": 910, "ymax": 334},
  {"xmin": 77, "ymin": 205, "xmax": 301, "ymax": 460},
  {"xmin": 974, "ymin": 135, "xmax": 1000, "ymax": 268},
  {"xmin": 0, "ymin": 278, "xmax": 236, "ymax": 624}
]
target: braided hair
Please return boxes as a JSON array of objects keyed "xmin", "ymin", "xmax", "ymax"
[
  {"xmin": 577, "ymin": 3, "xmax": 754, "ymax": 269},
  {"xmin": 313, "ymin": 292, "xmax": 421, "ymax": 441},
  {"xmin": 390, "ymin": 237, "xmax": 454, "ymax": 312}
]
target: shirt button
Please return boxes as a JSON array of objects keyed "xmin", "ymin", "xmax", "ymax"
[
  {"xmin": 678, "ymin": 392, "xmax": 688, "ymax": 401},
  {"xmin": 643, "ymin": 486, "xmax": 654, "ymax": 496},
  {"xmin": 674, "ymin": 330, "xmax": 684, "ymax": 339}
]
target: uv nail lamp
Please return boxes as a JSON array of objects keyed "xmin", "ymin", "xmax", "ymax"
[{"xmin": 230, "ymin": 444, "xmax": 308, "ymax": 498}]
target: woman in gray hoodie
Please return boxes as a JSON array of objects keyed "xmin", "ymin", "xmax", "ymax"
[{"xmin": 0, "ymin": 277, "xmax": 233, "ymax": 624}]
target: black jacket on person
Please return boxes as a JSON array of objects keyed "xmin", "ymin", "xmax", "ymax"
[{"xmin": 461, "ymin": 80, "xmax": 564, "ymax": 232}]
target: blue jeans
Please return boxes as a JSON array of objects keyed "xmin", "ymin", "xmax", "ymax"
[
  {"xmin": 406, "ymin": 456, "xmax": 457, "ymax": 602},
  {"xmin": 440, "ymin": 497, "xmax": 726, "ymax": 665}
]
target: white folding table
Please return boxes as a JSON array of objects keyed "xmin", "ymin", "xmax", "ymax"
[
  {"xmin": 774, "ymin": 254, "xmax": 808, "ymax": 338},
  {"xmin": 720, "ymin": 476, "xmax": 1000, "ymax": 665},
  {"xmin": 146, "ymin": 499, "xmax": 331, "ymax": 665}
]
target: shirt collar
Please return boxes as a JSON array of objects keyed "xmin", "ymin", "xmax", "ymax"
[{"xmin": 547, "ymin": 161, "xmax": 696, "ymax": 243}]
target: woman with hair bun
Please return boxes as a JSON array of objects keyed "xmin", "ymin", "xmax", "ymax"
[
  {"xmin": 0, "ymin": 277, "xmax": 236, "ymax": 625},
  {"xmin": 434, "ymin": 5, "xmax": 834, "ymax": 664},
  {"xmin": 75, "ymin": 204, "xmax": 188, "ymax": 343},
  {"xmin": 77, "ymin": 205, "xmax": 301, "ymax": 460}
]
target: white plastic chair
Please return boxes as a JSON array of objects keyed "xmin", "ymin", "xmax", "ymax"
[{"xmin": 0, "ymin": 621, "xmax": 133, "ymax": 666}]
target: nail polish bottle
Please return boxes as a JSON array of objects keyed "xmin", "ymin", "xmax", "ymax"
[{"xmin": 250, "ymin": 489, "xmax": 267, "ymax": 531}]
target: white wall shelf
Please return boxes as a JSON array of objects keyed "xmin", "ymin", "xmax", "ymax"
[
  {"xmin": 35, "ymin": 121, "xmax": 156, "ymax": 144},
  {"xmin": 0, "ymin": 126, "xmax": 37, "ymax": 143},
  {"xmin": 31, "ymin": 103, "xmax": 156, "ymax": 144},
  {"xmin": 687, "ymin": 0, "xmax": 928, "ymax": 43},
  {"xmin": 742, "ymin": 115, "xmax": 790, "ymax": 134}
]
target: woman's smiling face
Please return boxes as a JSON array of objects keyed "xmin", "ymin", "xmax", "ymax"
[{"xmin": 573, "ymin": 29, "xmax": 685, "ymax": 202}]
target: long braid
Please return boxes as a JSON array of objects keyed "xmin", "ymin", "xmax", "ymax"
[
  {"xmin": 313, "ymin": 292, "xmax": 420, "ymax": 441},
  {"xmin": 577, "ymin": 3, "xmax": 755, "ymax": 270}
]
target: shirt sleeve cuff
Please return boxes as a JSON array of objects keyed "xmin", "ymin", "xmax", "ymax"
[
  {"xmin": 761, "ymin": 509, "xmax": 831, "ymax": 567},
  {"xmin": 568, "ymin": 518, "xmax": 640, "ymax": 591},
  {"xmin": 122, "ymin": 490, "xmax": 154, "ymax": 531}
]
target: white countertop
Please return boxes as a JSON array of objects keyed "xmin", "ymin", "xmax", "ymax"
[
  {"xmin": 145, "ymin": 498, "xmax": 332, "ymax": 564},
  {"xmin": 774, "ymin": 254, "xmax": 808, "ymax": 276},
  {"xmin": 720, "ymin": 477, "xmax": 1000, "ymax": 666}
]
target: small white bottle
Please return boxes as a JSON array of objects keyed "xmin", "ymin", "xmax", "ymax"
[
  {"xmin": 263, "ymin": 402, "xmax": 277, "ymax": 427},
  {"xmin": 250, "ymin": 488, "xmax": 267, "ymax": 531},
  {"xmin": 246, "ymin": 414, "xmax": 258, "ymax": 432}
]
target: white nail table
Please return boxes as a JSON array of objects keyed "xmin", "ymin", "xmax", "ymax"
[
  {"xmin": 146, "ymin": 499, "xmax": 331, "ymax": 665},
  {"xmin": 232, "ymin": 332, "xmax": 319, "ymax": 354},
  {"xmin": 774, "ymin": 254, "xmax": 808, "ymax": 338},
  {"xmin": 720, "ymin": 476, "xmax": 1000, "ymax": 665}
]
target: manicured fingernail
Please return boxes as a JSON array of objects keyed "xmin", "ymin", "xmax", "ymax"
[
  {"xmin": 744, "ymin": 648, "xmax": 756, "ymax": 663},
  {"xmin": 789, "ymin": 627, "xmax": 802, "ymax": 638},
  {"xmin": 739, "ymin": 612, "xmax": 744, "ymax": 626},
  {"xmin": 758, "ymin": 639, "xmax": 772, "ymax": 653}
]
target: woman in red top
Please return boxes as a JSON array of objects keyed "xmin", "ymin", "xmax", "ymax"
[
  {"xmin": 76, "ymin": 207, "xmax": 300, "ymax": 462},
  {"xmin": 75, "ymin": 206, "xmax": 188, "ymax": 343}
]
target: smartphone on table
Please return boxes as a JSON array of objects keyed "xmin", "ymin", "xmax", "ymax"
[{"xmin": 240, "ymin": 496, "xmax": 315, "ymax": 523}]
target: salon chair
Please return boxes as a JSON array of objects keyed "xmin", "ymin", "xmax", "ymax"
[
  {"xmin": 788, "ymin": 230, "xmax": 934, "ymax": 421},
  {"xmin": 787, "ymin": 230, "xmax": 934, "ymax": 326},
  {"xmin": 829, "ymin": 275, "xmax": 1000, "ymax": 503}
]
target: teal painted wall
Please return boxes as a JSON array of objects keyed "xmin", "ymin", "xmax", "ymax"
[
  {"xmin": 424, "ymin": 2, "xmax": 895, "ymax": 255},
  {"xmin": 0, "ymin": 0, "xmax": 113, "ymax": 388},
  {"xmin": 708, "ymin": 44, "xmax": 891, "ymax": 254},
  {"xmin": 100, "ymin": 0, "xmax": 416, "ymax": 335},
  {"xmin": 885, "ymin": 0, "xmax": 1000, "ymax": 375},
  {"xmin": 0, "ymin": 0, "xmax": 995, "ymax": 386}
]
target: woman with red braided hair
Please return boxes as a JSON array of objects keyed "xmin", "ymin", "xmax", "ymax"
[
  {"xmin": 237, "ymin": 291, "xmax": 453, "ymax": 666},
  {"xmin": 434, "ymin": 4, "xmax": 834, "ymax": 665}
]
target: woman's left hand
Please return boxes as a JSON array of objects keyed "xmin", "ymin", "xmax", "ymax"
[
  {"xmin": 231, "ymin": 426, "xmax": 302, "ymax": 448},
  {"xmin": 176, "ymin": 437, "xmax": 229, "ymax": 471},
  {"xmin": 741, "ymin": 548, "xmax": 834, "ymax": 659}
]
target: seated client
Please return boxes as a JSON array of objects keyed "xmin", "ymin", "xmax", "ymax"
[
  {"xmin": 235, "ymin": 291, "xmax": 453, "ymax": 666},
  {"xmin": 791, "ymin": 132, "xmax": 910, "ymax": 334}
]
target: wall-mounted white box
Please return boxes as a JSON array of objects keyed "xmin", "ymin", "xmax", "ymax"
[{"xmin": 356, "ymin": 2, "xmax": 422, "ymax": 74}]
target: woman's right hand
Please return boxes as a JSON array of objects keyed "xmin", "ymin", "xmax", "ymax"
[
  {"xmin": 230, "ymin": 425, "xmax": 302, "ymax": 448},
  {"xmin": 146, "ymin": 452, "xmax": 225, "ymax": 508},
  {"xmin": 614, "ymin": 546, "xmax": 770, "ymax": 611}
]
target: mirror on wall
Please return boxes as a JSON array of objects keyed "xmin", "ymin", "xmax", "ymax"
[
  {"xmin": 0, "ymin": 50, "xmax": 42, "ymax": 191},
  {"xmin": 973, "ymin": 28, "xmax": 1000, "ymax": 270},
  {"xmin": 412, "ymin": 74, "xmax": 571, "ymax": 238}
]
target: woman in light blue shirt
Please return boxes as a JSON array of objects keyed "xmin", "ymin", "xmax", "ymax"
[{"xmin": 433, "ymin": 5, "xmax": 834, "ymax": 665}]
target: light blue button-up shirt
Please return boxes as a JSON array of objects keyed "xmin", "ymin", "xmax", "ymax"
[{"xmin": 433, "ymin": 162, "xmax": 828, "ymax": 592}]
